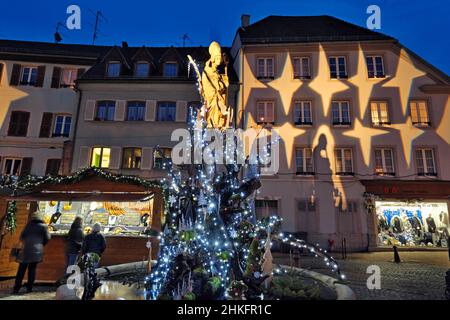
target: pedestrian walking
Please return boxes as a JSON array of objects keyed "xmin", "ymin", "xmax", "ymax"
[
  {"xmin": 13, "ymin": 211, "xmax": 50, "ymax": 294},
  {"xmin": 65, "ymin": 217, "xmax": 84, "ymax": 270}
]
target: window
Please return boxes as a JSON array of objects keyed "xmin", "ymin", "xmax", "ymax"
[
  {"xmin": 107, "ymin": 62, "xmax": 121, "ymax": 77},
  {"xmin": 410, "ymin": 100, "xmax": 430, "ymax": 126},
  {"xmin": 293, "ymin": 57, "xmax": 310, "ymax": 79},
  {"xmin": 96, "ymin": 101, "xmax": 115, "ymax": 121},
  {"xmin": 257, "ymin": 57, "xmax": 274, "ymax": 79},
  {"xmin": 122, "ymin": 148, "xmax": 142, "ymax": 169},
  {"xmin": 135, "ymin": 62, "xmax": 149, "ymax": 77},
  {"xmin": 415, "ymin": 148, "xmax": 437, "ymax": 176},
  {"xmin": 329, "ymin": 56, "xmax": 347, "ymax": 79},
  {"xmin": 20, "ymin": 66, "xmax": 38, "ymax": 85},
  {"xmin": 163, "ymin": 62, "xmax": 177, "ymax": 77},
  {"xmin": 331, "ymin": 101, "xmax": 351, "ymax": 125},
  {"xmin": 53, "ymin": 115, "xmax": 72, "ymax": 137},
  {"xmin": 60, "ymin": 68, "xmax": 78, "ymax": 87},
  {"xmin": 295, "ymin": 147, "xmax": 314, "ymax": 175},
  {"xmin": 187, "ymin": 101, "xmax": 202, "ymax": 123},
  {"xmin": 153, "ymin": 148, "xmax": 172, "ymax": 169},
  {"xmin": 335, "ymin": 148, "xmax": 354, "ymax": 175},
  {"xmin": 91, "ymin": 147, "xmax": 111, "ymax": 168},
  {"xmin": 366, "ymin": 56, "xmax": 385, "ymax": 78},
  {"xmin": 340, "ymin": 200, "xmax": 359, "ymax": 213},
  {"xmin": 374, "ymin": 148, "xmax": 395, "ymax": 175},
  {"xmin": 127, "ymin": 101, "xmax": 145, "ymax": 121},
  {"xmin": 3, "ymin": 158, "xmax": 22, "ymax": 175},
  {"xmin": 298, "ymin": 199, "xmax": 316, "ymax": 213},
  {"xmin": 255, "ymin": 200, "xmax": 278, "ymax": 219},
  {"xmin": 8, "ymin": 111, "xmax": 30, "ymax": 137},
  {"xmin": 294, "ymin": 101, "xmax": 312, "ymax": 125},
  {"xmin": 45, "ymin": 159, "xmax": 61, "ymax": 176},
  {"xmin": 157, "ymin": 102, "xmax": 176, "ymax": 121},
  {"xmin": 370, "ymin": 101, "xmax": 390, "ymax": 125},
  {"xmin": 256, "ymin": 101, "xmax": 275, "ymax": 123}
]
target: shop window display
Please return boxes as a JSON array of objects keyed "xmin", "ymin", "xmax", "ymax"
[
  {"xmin": 376, "ymin": 201, "xmax": 449, "ymax": 247},
  {"xmin": 39, "ymin": 199, "xmax": 154, "ymax": 237}
]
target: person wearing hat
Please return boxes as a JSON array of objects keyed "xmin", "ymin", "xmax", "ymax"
[
  {"xmin": 13, "ymin": 211, "xmax": 51, "ymax": 294},
  {"xmin": 81, "ymin": 223, "xmax": 106, "ymax": 268}
]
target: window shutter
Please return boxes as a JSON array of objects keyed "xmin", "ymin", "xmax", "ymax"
[
  {"xmin": 39, "ymin": 112, "xmax": 53, "ymax": 137},
  {"xmin": 78, "ymin": 146, "xmax": 90, "ymax": 168},
  {"xmin": 145, "ymin": 100, "xmax": 156, "ymax": 121},
  {"xmin": 51, "ymin": 67, "xmax": 61, "ymax": 88},
  {"xmin": 10, "ymin": 64, "xmax": 21, "ymax": 86},
  {"xmin": 176, "ymin": 101, "xmax": 187, "ymax": 122},
  {"xmin": 114, "ymin": 100, "xmax": 126, "ymax": 121},
  {"xmin": 0, "ymin": 63, "xmax": 3, "ymax": 84},
  {"xmin": 77, "ymin": 68, "xmax": 86, "ymax": 79},
  {"xmin": 35, "ymin": 66, "xmax": 46, "ymax": 87},
  {"xmin": 108, "ymin": 147, "xmax": 122, "ymax": 169},
  {"xmin": 20, "ymin": 157, "xmax": 33, "ymax": 176},
  {"xmin": 45, "ymin": 159, "xmax": 61, "ymax": 175},
  {"xmin": 141, "ymin": 147, "xmax": 153, "ymax": 170},
  {"xmin": 85, "ymin": 100, "xmax": 96, "ymax": 121}
]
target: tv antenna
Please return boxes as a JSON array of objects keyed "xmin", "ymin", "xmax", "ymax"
[
  {"xmin": 90, "ymin": 9, "xmax": 108, "ymax": 45},
  {"xmin": 181, "ymin": 33, "xmax": 191, "ymax": 47},
  {"xmin": 54, "ymin": 22, "xmax": 69, "ymax": 43}
]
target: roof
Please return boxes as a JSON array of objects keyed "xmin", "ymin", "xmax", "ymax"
[
  {"xmin": 238, "ymin": 15, "xmax": 396, "ymax": 44},
  {"xmin": 79, "ymin": 45, "xmax": 239, "ymax": 82}
]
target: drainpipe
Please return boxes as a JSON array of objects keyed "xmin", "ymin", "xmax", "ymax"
[{"xmin": 69, "ymin": 85, "xmax": 83, "ymax": 174}]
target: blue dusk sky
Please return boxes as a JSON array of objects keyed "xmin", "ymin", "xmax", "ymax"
[{"xmin": 0, "ymin": 0, "xmax": 448, "ymax": 74}]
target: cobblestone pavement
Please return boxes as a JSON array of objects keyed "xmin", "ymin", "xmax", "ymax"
[{"xmin": 274, "ymin": 251, "xmax": 450, "ymax": 300}]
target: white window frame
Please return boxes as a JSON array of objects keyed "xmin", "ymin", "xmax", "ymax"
[
  {"xmin": 294, "ymin": 101, "xmax": 312, "ymax": 125},
  {"xmin": 410, "ymin": 100, "xmax": 431, "ymax": 127},
  {"xmin": 293, "ymin": 57, "xmax": 311, "ymax": 79},
  {"xmin": 329, "ymin": 56, "xmax": 347, "ymax": 79},
  {"xmin": 60, "ymin": 68, "xmax": 78, "ymax": 87},
  {"xmin": 20, "ymin": 66, "xmax": 38, "ymax": 85},
  {"xmin": 370, "ymin": 101, "xmax": 390, "ymax": 125},
  {"xmin": 415, "ymin": 148, "xmax": 437, "ymax": 176},
  {"xmin": 374, "ymin": 148, "xmax": 395, "ymax": 175},
  {"xmin": 106, "ymin": 61, "xmax": 121, "ymax": 77},
  {"xmin": 163, "ymin": 62, "xmax": 178, "ymax": 77},
  {"xmin": 335, "ymin": 148, "xmax": 354, "ymax": 175},
  {"xmin": 3, "ymin": 158, "xmax": 22, "ymax": 175},
  {"xmin": 256, "ymin": 101, "xmax": 275, "ymax": 123},
  {"xmin": 256, "ymin": 57, "xmax": 274, "ymax": 79},
  {"xmin": 153, "ymin": 147, "xmax": 172, "ymax": 169},
  {"xmin": 53, "ymin": 114, "xmax": 72, "ymax": 137},
  {"xmin": 135, "ymin": 61, "xmax": 150, "ymax": 77},
  {"xmin": 366, "ymin": 56, "xmax": 385, "ymax": 78},
  {"xmin": 90, "ymin": 147, "xmax": 111, "ymax": 168},
  {"xmin": 295, "ymin": 147, "xmax": 314, "ymax": 175},
  {"xmin": 122, "ymin": 147, "xmax": 142, "ymax": 169},
  {"xmin": 331, "ymin": 101, "xmax": 351, "ymax": 125}
]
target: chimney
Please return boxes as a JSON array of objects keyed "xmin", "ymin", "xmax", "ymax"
[
  {"xmin": 122, "ymin": 41, "xmax": 128, "ymax": 48},
  {"xmin": 241, "ymin": 14, "xmax": 250, "ymax": 28}
]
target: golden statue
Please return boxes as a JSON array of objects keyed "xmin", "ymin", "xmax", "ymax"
[{"xmin": 200, "ymin": 41, "xmax": 232, "ymax": 129}]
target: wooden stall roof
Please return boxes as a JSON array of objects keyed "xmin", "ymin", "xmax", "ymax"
[
  {"xmin": 5, "ymin": 168, "xmax": 163, "ymax": 202},
  {"xmin": 360, "ymin": 179, "xmax": 450, "ymax": 200}
]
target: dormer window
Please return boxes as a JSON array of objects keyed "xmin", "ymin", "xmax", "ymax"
[
  {"xmin": 107, "ymin": 62, "xmax": 121, "ymax": 77},
  {"xmin": 163, "ymin": 62, "xmax": 177, "ymax": 77},
  {"xmin": 135, "ymin": 62, "xmax": 150, "ymax": 77}
]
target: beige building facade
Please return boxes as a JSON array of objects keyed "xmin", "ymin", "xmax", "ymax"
[{"xmin": 231, "ymin": 16, "xmax": 450, "ymax": 251}]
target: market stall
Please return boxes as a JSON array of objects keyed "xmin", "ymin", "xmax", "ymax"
[{"xmin": 0, "ymin": 168, "xmax": 166, "ymax": 282}]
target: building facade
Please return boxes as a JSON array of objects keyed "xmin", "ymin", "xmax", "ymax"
[
  {"xmin": 0, "ymin": 40, "xmax": 107, "ymax": 176},
  {"xmin": 231, "ymin": 15, "xmax": 450, "ymax": 251}
]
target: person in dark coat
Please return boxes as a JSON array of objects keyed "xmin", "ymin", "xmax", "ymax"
[
  {"xmin": 13, "ymin": 211, "xmax": 50, "ymax": 294},
  {"xmin": 81, "ymin": 223, "xmax": 106, "ymax": 268},
  {"xmin": 65, "ymin": 217, "xmax": 84, "ymax": 270}
]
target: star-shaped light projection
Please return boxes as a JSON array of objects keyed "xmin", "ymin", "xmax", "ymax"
[
  {"xmin": 436, "ymin": 98, "xmax": 450, "ymax": 145},
  {"xmin": 343, "ymin": 118, "xmax": 389, "ymax": 166},
  {"xmin": 309, "ymin": 44, "xmax": 349, "ymax": 116},
  {"xmin": 381, "ymin": 48, "xmax": 426, "ymax": 116},
  {"xmin": 389, "ymin": 123, "xmax": 424, "ymax": 168},
  {"xmin": 0, "ymin": 86, "xmax": 29, "ymax": 126},
  {"xmin": 348, "ymin": 44, "xmax": 376, "ymax": 118}
]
